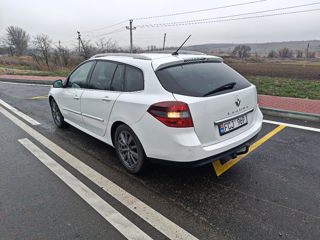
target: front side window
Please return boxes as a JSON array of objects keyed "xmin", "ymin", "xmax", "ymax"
[
  {"xmin": 67, "ymin": 61, "xmax": 94, "ymax": 88},
  {"xmin": 125, "ymin": 66, "xmax": 144, "ymax": 92},
  {"xmin": 89, "ymin": 61, "xmax": 117, "ymax": 90},
  {"xmin": 110, "ymin": 65, "xmax": 125, "ymax": 91}
]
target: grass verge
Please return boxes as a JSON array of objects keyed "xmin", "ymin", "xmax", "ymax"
[
  {"xmin": 20, "ymin": 71, "xmax": 69, "ymax": 77},
  {"xmin": 247, "ymin": 76, "xmax": 320, "ymax": 100},
  {"xmin": 0, "ymin": 64, "xmax": 34, "ymax": 70},
  {"xmin": 1, "ymin": 69, "xmax": 69, "ymax": 77}
]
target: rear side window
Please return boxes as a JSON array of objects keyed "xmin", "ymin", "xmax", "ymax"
[
  {"xmin": 89, "ymin": 61, "xmax": 117, "ymax": 90},
  {"xmin": 110, "ymin": 65, "xmax": 125, "ymax": 91},
  {"xmin": 125, "ymin": 66, "xmax": 144, "ymax": 92},
  {"xmin": 155, "ymin": 62, "xmax": 251, "ymax": 97}
]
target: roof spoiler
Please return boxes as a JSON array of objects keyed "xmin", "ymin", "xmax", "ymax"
[{"xmin": 155, "ymin": 57, "xmax": 223, "ymax": 71}]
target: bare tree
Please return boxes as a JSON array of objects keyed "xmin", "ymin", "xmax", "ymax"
[
  {"xmin": 278, "ymin": 48, "xmax": 293, "ymax": 58},
  {"xmin": 59, "ymin": 47, "xmax": 70, "ymax": 66},
  {"xmin": 33, "ymin": 34, "xmax": 52, "ymax": 68},
  {"xmin": 232, "ymin": 45, "xmax": 251, "ymax": 58},
  {"xmin": 5, "ymin": 26, "xmax": 30, "ymax": 56},
  {"xmin": 78, "ymin": 39, "xmax": 96, "ymax": 59},
  {"xmin": 95, "ymin": 38, "xmax": 118, "ymax": 53},
  {"xmin": 147, "ymin": 45, "xmax": 157, "ymax": 52},
  {"xmin": 306, "ymin": 51, "xmax": 316, "ymax": 58},
  {"xmin": 268, "ymin": 50, "xmax": 277, "ymax": 58},
  {"xmin": 131, "ymin": 45, "xmax": 142, "ymax": 53},
  {"xmin": 296, "ymin": 50, "xmax": 303, "ymax": 58},
  {"xmin": 53, "ymin": 43, "xmax": 71, "ymax": 67}
]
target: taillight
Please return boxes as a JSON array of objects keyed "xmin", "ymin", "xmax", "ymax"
[{"xmin": 147, "ymin": 101, "xmax": 193, "ymax": 128}]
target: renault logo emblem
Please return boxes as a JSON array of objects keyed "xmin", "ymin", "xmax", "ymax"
[{"xmin": 235, "ymin": 96, "xmax": 241, "ymax": 107}]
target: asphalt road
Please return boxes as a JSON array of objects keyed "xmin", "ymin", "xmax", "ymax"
[{"xmin": 0, "ymin": 82, "xmax": 319, "ymax": 240}]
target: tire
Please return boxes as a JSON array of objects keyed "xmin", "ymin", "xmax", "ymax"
[
  {"xmin": 50, "ymin": 99, "xmax": 68, "ymax": 128},
  {"xmin": 114, "ymin": 124, "xmax": 147, "ymax": 174}
]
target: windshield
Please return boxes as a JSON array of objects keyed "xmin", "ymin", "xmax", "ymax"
[{"xmin": 155, "ymin": 62, "xmax": 251, "ymax": 97}]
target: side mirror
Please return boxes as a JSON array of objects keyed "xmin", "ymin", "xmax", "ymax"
[{"xmin": 53, "ymin": 79, "xmax": 63, "ymax": 88}]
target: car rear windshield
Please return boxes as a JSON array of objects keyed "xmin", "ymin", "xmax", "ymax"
[{"xmin": 155, "ymin": 62, "xmax": 251, "ymax": 97}]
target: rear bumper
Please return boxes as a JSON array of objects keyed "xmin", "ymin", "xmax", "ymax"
[
  {"xmin": 133, "ymin": 107, "xmax": 263, "ymax": 163},
  {"xmin": 149, "ymin": 133, "xmax": 258, "ymax": 167}
]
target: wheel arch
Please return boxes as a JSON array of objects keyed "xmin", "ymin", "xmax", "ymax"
[
  {"xmin": 48, "ymin": 95, "xmax": 54, "ymax": 105},
  {"xmin": 110, "ymin": 121, "xmax": 126, "ymax": 146},
  {"xmin": 110, "ymin": 121, "xmax": 146, "ymax": 154}
]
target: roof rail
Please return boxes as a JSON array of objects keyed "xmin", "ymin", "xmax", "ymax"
[
  {"xmin": 144, "ymin": 50, "xmax": 205, "ymax": 55},
  {"xmin": 90, "ymin": 53, "xmax": 152, "ymax": 60}
]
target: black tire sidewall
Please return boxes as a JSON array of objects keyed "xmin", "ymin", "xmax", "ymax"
[
  {"xmin": 114, "ymin": 124, "xmax": 146, "ymax": 174},
  {"xmin": 50, "ymin": 99, "xmax": 67, "ymax": 128}
]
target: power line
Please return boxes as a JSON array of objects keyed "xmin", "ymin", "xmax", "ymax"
[
  {"xmin": 136, "ymin": 8, "xmax": 320, "ymax": 28},
  {"xmin": 72, "ymin": 0, "xmax": 266, "ymax": 35},
  {"xmin": 133, "ymin": 0, "xmax": 267, "ymax": 20},
  {"xmin": 136, "ymin": 2, "xmax": 320, "ymax": 27},
  {"xmin": 82, "ymin": 19, "xmax": 128, "ymax": 33},
  {"xmin": 101, "ymin": 28, "xmax": 126, "ymax": 37},
  {"xmin": 81, "ymin": 26, "xmax": 126, "ymax": 41},
  {"xmin": 87, "ymin": 26, "xmax": 126, "ymax": 38}
]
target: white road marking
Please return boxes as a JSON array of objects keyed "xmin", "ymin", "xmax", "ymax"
[
  {"xmin": 18, "ymin": 138, "xmax": 152, "ymax": 240},
  {"xmin": 263, "ymin": 119, "xmax": 320, "ymax": 133},
  {"xmin": 0, "ymin": 105, "xmax": 198, "ymax": 240},
  {"xmin": 0, "ymin": 99, "xmax": 40, "ymax": 125},
  {"xmin": 0, "ymin": 81, "xmax": 51, "ymax": 86}
]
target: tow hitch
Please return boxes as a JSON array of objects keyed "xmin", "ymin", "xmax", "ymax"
[
  {"xmin": 231, "ymin": 143, "xmax": 250, "ymax": 159},
  {"xmin": 220, "ymin": 144, "xmax": 250, "ymax": 164}
]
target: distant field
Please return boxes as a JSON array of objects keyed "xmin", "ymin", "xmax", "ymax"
[
  {"xmin": 247, "ymin": 76, "xmax": 320, "ymax": 100},
  {"xmin": 279, "ymin": 61, "xmax": 320, "ymax": 66},
  {"xmin": 188, "ymin": 40, "xmax": 320, "ymax": 54},
  {"xmin": 228, "ymin": 62, "xmax": 320, "ymax": 80}
]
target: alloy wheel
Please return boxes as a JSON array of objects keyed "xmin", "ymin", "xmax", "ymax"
[
  {"xmin": 51, "ymin": 100, "xmax": 62, "ymax": 125},
  {"xmin": 117, "ymin": 130, "xmax": 139, "ymax": 169}
]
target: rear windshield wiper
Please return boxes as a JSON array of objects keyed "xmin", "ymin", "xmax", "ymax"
[{"xmin": 202, "ymin": 82, "xmax": 236, "ymax": 97}]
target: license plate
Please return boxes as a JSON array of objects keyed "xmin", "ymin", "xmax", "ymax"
[{"xmin": 218, "ymin": 114, "xmax": 248, "ymax": 136}]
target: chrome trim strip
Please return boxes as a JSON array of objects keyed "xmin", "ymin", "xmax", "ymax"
[
  {"xmin": 214, "ymin": 108, "xmax": 254, "ymax": 125},
  {"xmin": 82, "ymin": 113, "xmax": 104, "ymax": 122},
  {"xmin": 63, "ymin": 107, "xmax": 81, "ymax": 115}
]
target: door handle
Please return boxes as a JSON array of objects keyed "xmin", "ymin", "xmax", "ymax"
[
  {"xmin": 74, "ymin": 96, "xmax": 80, "ymax": 100},
  {"xmin": 102, "ymin": 96, "xmax": 111, "ymax": 102}
]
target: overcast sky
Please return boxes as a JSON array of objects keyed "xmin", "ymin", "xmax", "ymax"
[{"xmin": 1, "ymin": 0, "xmax": 320, "ymax": 49}]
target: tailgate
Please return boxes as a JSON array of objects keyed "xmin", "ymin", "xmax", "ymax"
[{"xmin": 173, "ymin": 85, "xmax": 258, "ymax": 146}]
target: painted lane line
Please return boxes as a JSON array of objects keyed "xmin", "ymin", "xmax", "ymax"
[
  {"xmin": 28, "ymin": 95, "xmax": 48, "ymax": 100},
  {"xmin": 18, "ymin": 138, "xmax": 152, "ymax": 240},
  {"xmin": 263, "ymin": 119, "xmax": 320, "ymax": 133},
  {"xmin": 0, "ymin": 81, "xmax": 51, "ymax": 86},
  {"xmin": 0, "ymin": 106, "xmax": 198, "ymax": 240},
  {"xmin": 213, "ymin": 125, "xmax": 286, "ymax": 176},
  {"xmin": 0, "ymin": 99, "xmax": 40, "ymax": 125}
]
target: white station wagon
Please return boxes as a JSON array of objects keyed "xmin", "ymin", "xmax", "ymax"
[{"xmin": 49, "ymin": 52, "xmax": 263, "ymax": 173}]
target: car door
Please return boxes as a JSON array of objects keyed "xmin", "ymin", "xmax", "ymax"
[
  {"xmin": 80, "ymin": 62, "xmax": 124, "ymax": 136},
  {"xmin": 60, "ymin": 61, "xmax": 95, "ymax": 127}
]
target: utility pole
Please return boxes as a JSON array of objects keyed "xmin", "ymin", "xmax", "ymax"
[
  {"xmin": 58, "ymin": 40, "xmax": 61, "ymax": 49},
  {"xmin": 306, "ymin": 42, "xmax": 310, "ymax": 58},
  {"xmin": 77, "ymin": 31, "xmax": 89, "ymax": 59},
  {"xmin": 77, "ymin": 31, "xmax": 81, "ymax": 53},
  {"xmin": 162, "ymin": 33, "xmax": 166, "ymax": 50},
  {"xmin": 126, "ymin": 19, "xmax": 136, "ymax": 53}
]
